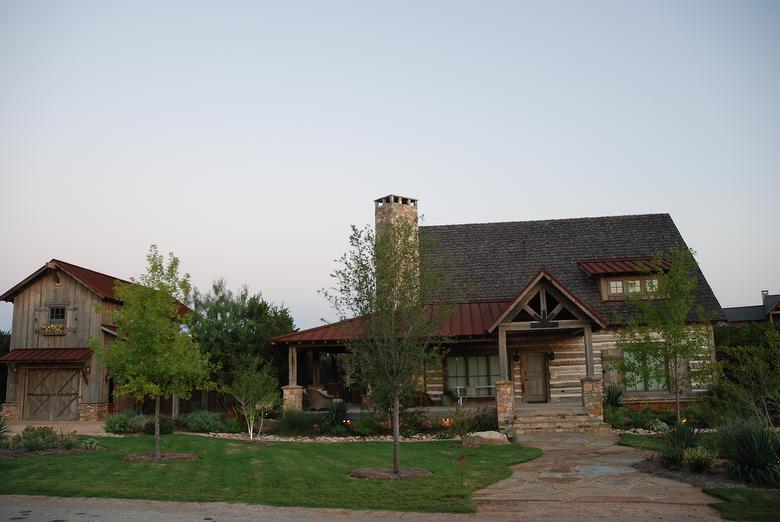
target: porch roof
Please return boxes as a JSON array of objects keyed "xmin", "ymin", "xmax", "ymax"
[
  {"xmin": 270, "ymin": 300, "xmax": 513, "ymax": 346},
  {"xmin": 0, "ymin": 348, "xmax": 94, "ymax": 363}
]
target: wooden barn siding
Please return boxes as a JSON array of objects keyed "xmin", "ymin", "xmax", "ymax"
[{"xmin": 5, "ymin": 269, "xmax": 110, "ymax": 405}]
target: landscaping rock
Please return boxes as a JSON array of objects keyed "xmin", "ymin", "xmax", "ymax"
[{"xmin": 464, "ymin": 431, "xmax": 510, "ymax": 447}]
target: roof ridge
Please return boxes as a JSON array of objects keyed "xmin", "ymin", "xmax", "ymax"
[
  {"xmin": 419, "ymin": 212, "xmax": 671, "ymax": 229},
  {"xmin": 52, "ymin": 259, "xmax": 133, "ymax": 285}
]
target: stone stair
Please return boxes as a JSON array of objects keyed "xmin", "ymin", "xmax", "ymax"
[{"xmin": 511, "ymin": 404, "xmax": 612, "ymax": 434}]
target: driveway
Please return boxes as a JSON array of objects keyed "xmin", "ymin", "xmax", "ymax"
[{"xmin": 474, "ymin": 432, "xmax": 722, "ymax": 521}]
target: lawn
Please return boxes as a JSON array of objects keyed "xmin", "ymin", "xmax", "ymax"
[
  {"xmin": 705, "ymin": 488, "xmax": 780, "ymax": 522},
  {"xmin": 0, "ymin": 434, "xmax": 541, "ymax": 513}
]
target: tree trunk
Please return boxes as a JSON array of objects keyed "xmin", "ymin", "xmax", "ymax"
[
  {"xmin": 674, "ymin": 355, "xmax": 681, "ymax": 424},
  {"xmin": 154, "ymin": 396, "xmax": 161, "ymax": 458},
  {"xmin": 392, "ymin": 394, "xmax": 400, "ymax": 474},
  {"xmin": 258, "ymin": 411, "xmax": 265, "ymax": 439}
]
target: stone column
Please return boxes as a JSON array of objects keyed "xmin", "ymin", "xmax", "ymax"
[
  {"xmin": 581, "ymin": 376, "xmax": 603, "ymax": 418},
  {"xmin": 282, "ymin": 385, "xmax": 303, "ymax": 411},
  {"xmin": 495, "ymin": 380, "xmax": 515, "ymax": 433}
]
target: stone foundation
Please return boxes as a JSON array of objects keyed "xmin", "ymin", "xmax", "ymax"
[
  {"xmin": 282, "ymin": 385, "xmax": 303, "ymax": 411},
  {"xmin": 495, "ymin": 380, "xmax": 515, "ymax": 433},
  {"xmin": 1, "ymin": 402, "xmax": 21, "ymax": 421},
  {"xmin": 78, "ymin": 402, "xmax": 109, "ymax": 422},
  {"xmin": 581, "ymin": 377, "xmax": 603, "ymax": 418}
]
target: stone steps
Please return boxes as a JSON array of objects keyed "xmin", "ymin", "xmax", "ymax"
[{"xmin": 511, "ymin": 407, "xmax": 611, "ymax": 434}]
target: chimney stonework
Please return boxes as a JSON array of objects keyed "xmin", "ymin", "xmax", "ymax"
[{"xmin": 374, "ymin": 195, "xmax": 418, "ymax": 229}]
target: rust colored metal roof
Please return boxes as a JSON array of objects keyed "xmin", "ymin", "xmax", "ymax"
[
  {"xmin": 576, "ymin": 258, "xmax": 671, "ymax": 276},
  {"xmin": 0, "ymin": 348, "xmax": 93, "ymax": 363},
  {"xmin": 270, "ymin": 300, "xmax": 513, "ymax": 345}
]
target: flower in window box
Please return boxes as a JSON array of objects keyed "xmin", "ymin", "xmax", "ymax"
[{"xmin": 41, "ymin": 324, "xmax": 65, "ymax": 336}]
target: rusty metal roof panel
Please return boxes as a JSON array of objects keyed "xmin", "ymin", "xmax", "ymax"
[
  {"xmin": 577, "ymin": 258, "xmax": 671, "ymax": 276},
  {"xmin": 0, "ymin": 348, "xmax": 93, "ymax": 363}
]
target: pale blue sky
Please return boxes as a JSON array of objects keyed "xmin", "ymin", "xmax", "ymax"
[{"xmin": 1, "ymin": 1, "xmax": 778, "ymax": 332}]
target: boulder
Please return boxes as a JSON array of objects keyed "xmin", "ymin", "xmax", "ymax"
[{"xmin": 464, "ymin": 430, "xmax": 510, "ymax": 447}]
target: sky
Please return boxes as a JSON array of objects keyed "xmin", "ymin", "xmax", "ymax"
[{"xmin": 1, "ymin": 1, "xmax": 778, "ymax": 332}]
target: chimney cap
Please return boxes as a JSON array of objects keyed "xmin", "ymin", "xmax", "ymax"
[{"xmin": 374, "ymin": 194, "xmax": 418, "ymax": 206}]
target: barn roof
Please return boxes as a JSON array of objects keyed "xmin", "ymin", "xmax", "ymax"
[{"xmin": 0, "ymin": 348, "xmax": 93, "ymax": 363}]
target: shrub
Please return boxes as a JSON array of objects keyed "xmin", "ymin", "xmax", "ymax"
[
  {"xmin": 182, "ymin": 410, "xmax": 224, "ymax": 433},
  {"xmin": 321, "ymin": 402, "xmax": 348, "ymax": 431},
  {"xmin": 628, "ymin": 407, "xmax": 655, "ymax": 430},
  {"xmin": 717, "ymin": 418, "xmax": 780, "ymax": 487},
  {"xmin": 144, "ymin": 416, "xmax": 174, "ymax": 435},
  {"xmin": 222, "ymin": 417, "xmax": 243, "ymax": 434},
  {"xmin": 661, "ymin": 422, "xmax": 701, "ymax": 467},
  {"xmin": 683, "ymin": 446, "xmax": 717, "ymax": 473},
  {"xmin": 603, "ymin": 405, "xmax": 628, "ymax": 429},
  {"xmin": 10, "ymin": 426, "xmax": 62, "ymax": 451},
  {"xmin": 274, "ymin": 410, "xmax": 314, "ymax": 436},
  {"xmin": 352, "ymin": 414, "xmax": 375, "ymax": 436},
  {"xmin": 0, "ymin": 414, "xmax": 8, "ymax": 439},
  {"xmin": 327, "ymin": 423, "xmax": 349, "ymax": 437},
  {"xmin": 647, "ymin": 418, "xmax": 669, "ymax": 433},
  {"xmin": 434, "ymin": 428, "xmax": 455, "ymax": 439},
  {"xmin": 603, "ymin": 385, "xmax": 624, "ymax": 408},
  {"xmin": 400, "ymin": 409, "xmax": 424, "ymax": 434},
  {"xmin": 475, "ymin": 411, "xmax": 498, "ymax": 432},
  {"xmin": 104, "ymin": 411, "xmax": 145, "ymax": 434}
]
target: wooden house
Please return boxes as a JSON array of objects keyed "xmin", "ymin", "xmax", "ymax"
[
  {"xmin": 0, "ymin": 260, "xmax": 129, "ymax": 422},
  {"xmin": 271, "ymin": 195, "xmax": 724, "ymax": 432}
]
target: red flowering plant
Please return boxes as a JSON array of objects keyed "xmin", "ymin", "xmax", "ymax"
[{"xmin": 41, "ymin": 324, "xmax": 65, "ymax": 336}]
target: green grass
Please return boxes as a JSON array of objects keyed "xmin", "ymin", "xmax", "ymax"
[
  {"xmin": 705, "ymin": 488, "xmax": 780, "ymax": 521},
  {"xmin": 618, "ymin": 433, "xmax": 666, "ymax": 452},
  {"xmin": 0, "ymin": 434, "xmax": 541, "ymax": 513}
]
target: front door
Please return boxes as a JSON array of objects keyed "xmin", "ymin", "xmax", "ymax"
[
  {"xmin": 24, "ymin": 368, "xmax": 80, "ymax": 421},
  {"xmin": 523, "ymin": 352, "xmax": 548, "ymax": 403}
]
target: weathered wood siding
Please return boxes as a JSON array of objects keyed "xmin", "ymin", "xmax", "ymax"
[{"xmin": 5, "ymin": 269, "xmax": 110, "ymax": 405}]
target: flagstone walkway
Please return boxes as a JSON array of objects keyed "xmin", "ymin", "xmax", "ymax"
[{"xmin": 474, "ymin": 432, "xmax": 722, "ymax": 521}]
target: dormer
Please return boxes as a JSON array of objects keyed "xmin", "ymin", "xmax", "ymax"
[{"xmin": 577, "ymin": 258, "xmax": 670, "ymax": 301}]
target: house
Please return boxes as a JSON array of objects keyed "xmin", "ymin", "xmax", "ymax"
[
  {"xmin": 0, "ymin": 259, "xmax": 196, "ymax": 423},
  {"xmin": 723, "ymin": 290, "xmax": 780, "ymax": 324},
  {"xmin": 0, "ymin": 260, "xmax": 127, "ymax": 422},
  {"xmin": 271, "ymin": 195, "xmax": 724, "ymax": 431}
]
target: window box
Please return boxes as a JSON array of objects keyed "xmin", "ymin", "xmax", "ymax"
[{"xmin": 41, "ymin": 324, "xmax": 65, "ymax": 336}]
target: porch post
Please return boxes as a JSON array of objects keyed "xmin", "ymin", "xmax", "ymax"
[
  {"xmin": 498, "ymin": 327, "xmax": 509, "ymax": 381},
  {"xmin": 288, "ymin": 345, "xmax": 298, "ymax": 386},
  {"xmin": 312, "ymin": 350, "xmax": 321, "ymax": 387},
  {"xmin": 583, "ymin": 325, "xmax": 594, "ymax": 378}
]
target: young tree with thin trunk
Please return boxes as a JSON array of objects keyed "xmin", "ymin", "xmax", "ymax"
[
  {"xmin": 323, "ymin": 220, "xmax": 453, "ymax": 474},
  {"xmin": 230, "ymin": 359, "xmax": 279, "ymax": 439},
  {"xmin": 95, "ymin": 245, "xmax": 214, "ymax": 457},
  {"xmin": 615, "ymin": 245, "xmax": 716, "ymax": 423}
]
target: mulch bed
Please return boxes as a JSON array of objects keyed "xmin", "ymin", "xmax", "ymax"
[
  {"xmin": 121, "ymin": 453, "xmax": 199, "ymax": 462},
  {"xmin": 349, "ymin": 467, "xmax": 432, "ymax": 480},
  {"xmin": 633, "ymin": 458, "xmax": 775, "ymax": 491}
]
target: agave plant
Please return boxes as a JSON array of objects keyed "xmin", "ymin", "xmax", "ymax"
[
  {"xmin": 0, "ymin": 414, "xmax": 7, "ymax": 439},
  {"xmin": 661, "ymin": 421, "xmax": 701, "ymax": 466}
]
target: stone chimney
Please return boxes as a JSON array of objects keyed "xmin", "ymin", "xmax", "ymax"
[{"xmin": 374, "ymin": 194, "xmax": 418, "ymax": 229}]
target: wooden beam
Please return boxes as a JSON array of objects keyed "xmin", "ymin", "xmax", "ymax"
[
  {"xmin": 312, "ymin": 350, "xmax": 321, "ymax": 386},
  {"xmin": 498, "ymin": 328, "xmax": 509, "ymax": 380},
  {"xmin": 584, "ymin": 325, "xmax": 594, "ymax": 377},
  {"xmin": 288, "ymin": 346, "xmax": 298, "ymax": 386},
  {"xmin": 501, "ymin": 319, "xmax": 592, "ymax": 331},
  {"xmin": 539, "ymin": 287, "xmax": 548, "ymax": 318},
  {"xmin": 523, "ymin": 304, "xmax": 542, "ymax": 321},
  {"xmin": 548, "ymin": 302, "xmax": 565, "ymax": 321}
]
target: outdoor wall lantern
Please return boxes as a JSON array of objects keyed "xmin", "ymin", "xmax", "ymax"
[
  {"xmin": 547, "ymin": 351, "xmax": 555, "ymax": 361},
  {"xmin": 512, "ymin": 351, "xmax": 521, "ymax": 364}
]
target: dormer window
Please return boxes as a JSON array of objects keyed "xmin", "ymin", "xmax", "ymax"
[
  {"xmin": 605, "ymin": 276, "xmax": 660, "ymax": 300},
  {"xmin": 49, "ymin": 307, "xmax": 66, "ymax": 325}
]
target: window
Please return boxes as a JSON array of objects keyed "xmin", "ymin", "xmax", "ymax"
[
  {"xmin": 623, "ymin": 352, "xmax": 666, "ymax": 392},
  {"xmin": 604, "ymin": 275, "xmax": 663, "ymax": 300},
  {"xmin": 609, "ymin": 280, "xmax": 623, "ymax": 295},
  {"xmin": 49, "ymin": 307, "xmax": 66, "ymax": 325},
  {"xmin": 446, "ymin": 355, "xmax": 499, "ymax": 397}
]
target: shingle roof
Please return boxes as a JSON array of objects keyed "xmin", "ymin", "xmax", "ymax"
[
  {"xmin": 723, "ymin": 305, "xmax": 767, "ymax": 323},
  {"xmin": 420, "ymin": 213, "xmax": 724, "ymax": 323}
]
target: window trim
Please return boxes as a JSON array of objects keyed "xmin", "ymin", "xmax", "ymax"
[
  {"xmin": 48, "ymin": 306, "xmax": 66, "ymax": 326},
  {"xmin": 603, "ymin": 275, "xmax": 661, "ymax": 301},
  {"xmin": 445, "ymin": 354, "xmax": 500, "ymax": 397}
]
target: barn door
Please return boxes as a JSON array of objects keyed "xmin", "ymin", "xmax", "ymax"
[
  {"xmin": 523, "ymin": 352, "xmax": 548, "ymax": 403},
  {"xmin": 25, "ymin": 369, "xmax": 80, "ymax": 421}
]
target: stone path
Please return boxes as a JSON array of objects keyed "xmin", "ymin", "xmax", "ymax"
[{"xmin": 474, "ymin": 432, "xmax": 722, "ymax": 520}]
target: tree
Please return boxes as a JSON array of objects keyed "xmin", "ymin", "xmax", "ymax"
[
  {"xmin": 230, "ymin": 360, "xmax": 279, "ymax": 439},
  {"xmin": 95, "ymin": 245, "xmax": 214, "ymax": 457},
  {"xmin": 615, "ymin": 245, "xmax": 716, "ymax": 423},
  {"xmin": 323, "ymin": 219, "xmax": 454, "ymax": 474},
  {"xmin": 191, "ymin": 280, "xmax": 295, "ymax": 392}
]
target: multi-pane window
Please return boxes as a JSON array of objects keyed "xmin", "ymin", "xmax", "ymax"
[
  {"xmin": 623, "ymin": 352, "xmax": 666, "ymax": 392},
  {"xmin": 446, "ymin": 355, "xmax": 499, "ymax": 397},
  {"xmin": 606, "ymin": 276, "xmax": 662, "ymax": 300},
  {"xmin": 49, "ymin": 307, "xmax": 66, "ymax": 325}
]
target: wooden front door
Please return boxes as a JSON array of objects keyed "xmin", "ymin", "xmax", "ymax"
[
  {"xmin": 523, "ymin": 352, "xmax": 548, "ymax": 403},
  {"xmin": 24, "ymin": 368, "xmax": 80, "ymax": 421}
]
